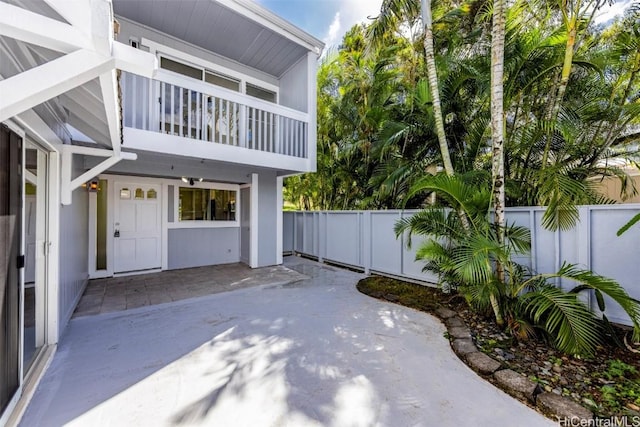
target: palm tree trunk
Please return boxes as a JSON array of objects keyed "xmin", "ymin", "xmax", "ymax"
[
  {"xmin": 490, "ymin": 0, "xmax": 507, "ymax": 326},
  {"xmin": 420, "ymin": 0, "xmax": 454, "ymax": 176},
  {"xmin": 542, "ymin": 19, "xmax": 577, "ymax": 166}
]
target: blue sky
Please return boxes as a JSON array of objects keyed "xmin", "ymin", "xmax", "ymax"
[
  {"xmin": 255, "ymin": 0, "xmax": 633, "ymax": 49},
  {"xmin": 255, "ymin": 0, "xmax": 383, "ymax": 47}
]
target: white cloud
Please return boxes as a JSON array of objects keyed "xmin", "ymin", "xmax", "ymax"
[
  {"xmin": 324, "ymin": 12, "xmax": 342, "ymax": 46},
  {"xmin": 322, "ymin": 0, "xmax": 384, "ymax": 47},
  {"xmin": 594, "ymin": 0, "xmax": 632, "ymax": 24}
]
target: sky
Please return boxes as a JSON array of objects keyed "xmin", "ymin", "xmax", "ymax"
[
  {"xmin": 256, "ymin": 0, "xmax": 634, "ymax": 50},
  {"xmin": 255, "ymin": 0, "xmax": 384, "ymax": 47}
]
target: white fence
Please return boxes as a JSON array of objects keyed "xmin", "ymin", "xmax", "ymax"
[{"xmin": 283, "ymin": 205, "xmax": 640, "ymax": 326}]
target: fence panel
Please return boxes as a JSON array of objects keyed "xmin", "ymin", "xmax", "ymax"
[
  {"xmin": 283, "ymin": 205, "xmax": 640, "ymax": 326},
  {"xmin": 325, "ymin": 213, "xmax": 362, "ymax": 268},
  {"xmin": 370, "ymin": 212, "xmax": 402, "ymax": 276},
  {"xmin": 589, "ymin": 206, "xmax": 640, "ymax": 325}
]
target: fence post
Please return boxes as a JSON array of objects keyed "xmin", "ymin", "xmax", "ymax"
[
  {"xmin": 318, "ymin": 212, "xmax": 325, "ymax": 263},
  {"xmin": 363, "ymin": 211, "xmax": 371, "ymax": 275},
  {"xmin": 292, "ymin": 212, "xmax": 297, "ymax": 256},
  {"xmin": 576, "ymin": 206, "xmax": 592, "ymax": 309}
]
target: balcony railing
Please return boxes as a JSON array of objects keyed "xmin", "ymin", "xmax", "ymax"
[{"xmin": 121, "ymin": 72, "xmax": 309, "ymax": 158}]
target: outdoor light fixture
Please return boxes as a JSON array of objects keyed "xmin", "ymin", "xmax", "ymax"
[
  {"xmin": 85, "ymin": 180, "xmax": 99, "ymax": 192},
  {"xmin": 181, "ymin": 177, "xmax": 204, "ymax": 186}
]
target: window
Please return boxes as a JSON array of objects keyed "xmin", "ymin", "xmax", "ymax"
[
  {"xmin": 160, "ymin": 57, "xmax": 203, "ymax": 80},
  {"xmin": 120, "ymin": 188, "xmax": 131, "ymax": 199},
  {"xmin": 205, "ymin": 71, "xmax": 240, "ymax": 92},
  {"xmin": 157, "ymin": 51, "xmax": 279, "ymax": 103},
  {"xmin": 178, "ymin": 188, "xmax": 236, "ymax": 221},
  {"xmin": 246, "ymin": 83, "xmax": 277, "ymax": 103}
]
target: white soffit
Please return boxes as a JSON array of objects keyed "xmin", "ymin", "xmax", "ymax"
[{"xmin": 112, "ymin": 0, "xmax": 323, "ymax": 77}]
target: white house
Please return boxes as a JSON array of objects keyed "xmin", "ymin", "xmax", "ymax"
[{"xmin": 0, "ymin": 0, "xmax": 323, "ymax": 423}]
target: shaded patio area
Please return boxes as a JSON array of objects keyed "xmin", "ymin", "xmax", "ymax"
[
  {"xmin": 73, "ymin": 263, "xmax": 307, "ymax": 317},
  {"xmin": 23, "ymin": 257, "xmax": 553, "ymax": 426}
]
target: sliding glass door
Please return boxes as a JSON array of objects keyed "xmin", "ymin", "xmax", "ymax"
[
  {"xmin": 0, "ymin": 124, "xmax": 22, "ymax": 417},
  {"xmin": 24, "ymin": 141, "xmax": 47, "ymax": 371}
]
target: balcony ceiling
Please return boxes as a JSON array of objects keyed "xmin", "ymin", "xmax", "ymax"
[{"xmin": 112, "ymin": 0, "xmax": 315, "ymax": 78}]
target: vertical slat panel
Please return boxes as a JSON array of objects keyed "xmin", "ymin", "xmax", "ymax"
[
  {"xmin": 170, "ymin": 84, "xmax": 175, "ymax": 135},
  {"xmin": 187, "ymin": 89, "xmax": 192, "ymax": 138},
  {"xmin": 224, "ymin": 100, "xmax": 231, "ymax": 145},
  {"xmin": 178, "ymin": 88, "xmax": 184, "ymax": 137},
  {"xmin": 276, "ymin": 116, "xmax": 281, "ymax": 154},
  {"xmin": 258, "ymin": 110, "xmax": 263, "ymax": 151},
  {"xmin": 131, "ymin": 75, "xmax": 137, "ymax": 129},
  {"xmin": 160, "ymin": 82, "xmax": 165, "ymax": 133},
  {"xmin": 142, "ymin": 77, "xmax": 148, "ymax": 130},
  {"xmin": 218, "ymin": 97, "xmax": 223, "ymax": 143},
  {"xmin": 269, "ymin": 112, "xmax": 274, "ymax": 152},
  {"xmin": 252, "ymin": 108, "xmax": 257, "ymax": 150},
  {"xmin": 195, "ymin": 90, "xmax": 200, "ymax": 140}
]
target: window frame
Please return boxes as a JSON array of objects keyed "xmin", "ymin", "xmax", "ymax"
[
  {"xmin": 169, "ymin": 180, "xmax": 240, "ymax": 229},
  {"xmin": 144, "ymin": 38, "xmax": 279, "ymax": 100}
]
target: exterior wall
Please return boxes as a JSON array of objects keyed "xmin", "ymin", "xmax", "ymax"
[
  {"xmin": 58, "ymin": 156, "xmax": 89, "ymax": 336},
  {"xmin": 116, "ymin": 18, "xmax": 278, "ymax": 85},
  {"xmin": 257, "ymin": 171, "xmax": 278, "ymax": 267},
  {"xmin": 279, "ymin": 56, "xmax": 308, "ymax": 112},
  {"xmin": 167, "ymin": 228, "xmax": 239, "ymax": 269},
  {"xmin": 284, "ymin": 205, "xmax": 640, "ymax": 327},
  {"xmin": 594, "ymin": 174, "xmax": 640, "ymax": 203}
]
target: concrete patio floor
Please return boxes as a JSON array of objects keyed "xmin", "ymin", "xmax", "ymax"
[
  {"xmin": 21, "ymin": 257, "xmax": 553, "ymax": 427},
  {"xmin": 73, "ymin": 263, "xmax": 307, "ymax": 317}
]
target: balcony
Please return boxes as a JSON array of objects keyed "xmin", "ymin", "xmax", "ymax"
[{"xmin": 121, "ymin": 71, "xmax": 311, "ymax": 166}]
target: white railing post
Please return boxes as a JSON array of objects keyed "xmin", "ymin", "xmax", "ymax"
[{"xmin": 239, "ymin": 104, "xmax": 246, "ymax": 148}]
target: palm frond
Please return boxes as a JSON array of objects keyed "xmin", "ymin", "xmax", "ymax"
[{"xmin": 521, "ymin": 285, "xmax": 603, "ymax": 355}]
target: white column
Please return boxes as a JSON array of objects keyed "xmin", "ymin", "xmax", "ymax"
[
  {"xmin": 276, "ymin": 176, "xmax": 283, "ymax": 265},
  {"xmin": 250, "ymin": 173, "xmax": 259, "ymax": 268}
]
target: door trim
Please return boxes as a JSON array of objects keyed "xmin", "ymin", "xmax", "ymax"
[{"xmin": 113, "ymin": 181, "xmax": 162, "ymax": 274}]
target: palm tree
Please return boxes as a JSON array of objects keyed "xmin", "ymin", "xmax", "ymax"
[
  {"xmin": 371, "ymin": 0, "xmax": 455, "ymax": 176},
  {"xmin": 490, "ymin": 0, "xmax": 507, "ymax": 324},
  {"xmin": 395, "ymin": 174, "xmax": 640, "ymax": 355},
  {"xmin": 419, "ymin": 0, "xmax": 455, "ymax": 176}
]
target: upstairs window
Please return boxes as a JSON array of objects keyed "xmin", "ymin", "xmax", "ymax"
[
  {"xmin": 160, "ymin": 57, "xmax": 203, "ymax": 80},
  {"xmin": 246, "ymin": 83, "xmax": 276, "ymax": 103},
  {"xmin": 205, "ymin": 71, "xmax": 240, "ymax": 92},
  {"xmin": 158, "ymin": 54, "xmax": 277, "ymax": 103}
]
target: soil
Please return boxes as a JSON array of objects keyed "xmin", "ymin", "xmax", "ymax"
[{"xmin": 356, "ymin": 275, "xmax": 640, "ymax": 418}]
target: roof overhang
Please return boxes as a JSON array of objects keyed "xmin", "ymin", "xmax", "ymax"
[{"xmin": 112, "ymin": 0, "xmax": 324, "ymax": 78}]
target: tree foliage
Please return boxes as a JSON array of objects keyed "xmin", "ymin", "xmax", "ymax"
[{"xmin": 284, "ymin": 0, "xmax": 640, "ymax": 218}]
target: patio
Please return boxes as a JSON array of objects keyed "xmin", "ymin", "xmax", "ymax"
[
  {"xmin": 21, "ymin": 257, "xmax": 553, "ymax": 426},
  {"xmin": 73, "ymin": 263, "xmax": 307, "ymax": 317}
]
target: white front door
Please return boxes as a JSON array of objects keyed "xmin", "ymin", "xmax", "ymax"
[{"xmin": 113, "ymin": 182, "xmax": 161, "ymax": 273}]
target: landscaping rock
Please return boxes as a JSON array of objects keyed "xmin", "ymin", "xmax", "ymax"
[
  {"xmin": 494, "ymin": 369, "xmax": 539, "ymax": 403},
  {"xmin": 448, "ymin": 326, "xmax": 471, "ymax": 339},
  {"xmin": 466, "ymin": 352, "xmax": 501, "ymax": 374},
  {"xmin": 536, "ymin": 393, "xmax": 592, "ymax": 422},
  {"xmin": 452, "ymin": 339, "xmax": 477, "ymax": 355},
  {"xmin": 435, "ymin": 307, "xmax": 457, "ymax": 319},
  {"xmin": 445, "ymin": 316, "xmax": 465, "ymax": 328}
]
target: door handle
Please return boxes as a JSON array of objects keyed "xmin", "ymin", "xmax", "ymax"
[{"xmin": 114, "ymin": 229, "xmax": 120, "ymax": 238}]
